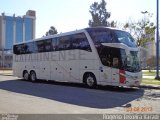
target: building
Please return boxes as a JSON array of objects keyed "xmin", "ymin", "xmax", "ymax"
[
  {"xmin": 143, "ymin": 38, "xmax": 160, "ymax": 68},
  {"xmin": 0, "ymin": 10, "xmax": 36, "ymax": 68},
  {"xmin": 138, "ymin": 46, "xmax": 148, "ymax": 68},
  {"xmin": 145, "ymin": 41, "xmax": 156, "ymax": 57}
]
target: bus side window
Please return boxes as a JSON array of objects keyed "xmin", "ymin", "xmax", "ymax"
[
  {"xmin": 58, "ymin": 35, "xmax": 72, "ymax": 50},
  {"xmin": 44, "ymin": 39, "xmax": 52, "ymax": 52},
  {"xmin": 98, "ymin": 46, "xmax": 111, "ymax": 67},
  {"xmin": 72, "ymin": 34, "xmax": 81, "ymax": 49},
  {"xmin": 72, "ymin": 33, "xmax": 91, "ymax": 52},
  {"xmin": 106, "ymin": 54, "xmax": 111, "ymax": 67},
  {"xmin": 80, "ymin": 33, "xmax": 91, "ymax": 52},
  {"xmin": 110, "ymin": 47, "xmax": 122, "ymax": 69},
  {"xmin": 36, "ymin": 40, "xmax": 45, "ymax": 52},
  {"xmin": 19, "ymin": 44, "xmax": 25, "ymax": 54},
  {"xmin": 26, "ymin": 42, "xmax": 35, "ymax": 54},
  {"xmin": 52, "ymin": 38, "xmax": 58, "ymax": 51},
  {"xmin": 13, "ymin": 45, "xmax": 17, "ymax": 54},
  {"xmin": 14, "ymin": 45, "xmax": 21, "ymax": 55}
]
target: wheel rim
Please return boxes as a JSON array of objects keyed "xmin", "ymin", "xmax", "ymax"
[
  {"xmin": 24, "ymin": 72, "xmax": 29, "ymax": 80},
  {"xmin": 86, "ymin": 76, "xmax": 94, "ymax": 87},
  {"xmin": 31, "ymin": 72, "xmax": 36, "ymax": 81}
]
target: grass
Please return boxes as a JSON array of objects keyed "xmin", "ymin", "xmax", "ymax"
[
  {"xmin": 142, "ymin": 79, "xmax": 160, "ymax": 85},
  {"xmin": 143, "ymin": 72, "xmax": 155, "ymax": 76},
  {"xmin": 142, "ymin": 71, "xmax": 160, "ymax": 85}
]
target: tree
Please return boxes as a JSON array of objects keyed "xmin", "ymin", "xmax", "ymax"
[
  {"xmin": 123, "ymin": 11, "xmax": 156, "ymax": 46},
  {"xmin": 88, "ymin": 0, "xmax": 111, "ymax": 27},
  {"xmin": 46, "ymin": 26, "xmax": 58, "ymax": 36}
]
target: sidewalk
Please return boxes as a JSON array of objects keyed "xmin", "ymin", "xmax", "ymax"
[{"xmin": 0, "ymin": 70, "xmax": 13, "ymax": 76}]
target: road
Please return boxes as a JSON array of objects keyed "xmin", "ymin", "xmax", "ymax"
[{"xmin": 0, "ymin": 74, "xmax": 160, "ymax": 115}]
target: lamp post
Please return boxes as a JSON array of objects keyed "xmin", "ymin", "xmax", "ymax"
[
  {"xmin": 155, "ymin": 0, "xmax": 160, "ymax": 80},
  {"xmin": 141, "ymin": 11, "xmax": 148, "ymax": 27}
]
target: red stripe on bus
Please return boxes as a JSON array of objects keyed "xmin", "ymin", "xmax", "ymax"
[{"xmin": 119, "ymin": 70, "xmax": 126, "ymax": 84}]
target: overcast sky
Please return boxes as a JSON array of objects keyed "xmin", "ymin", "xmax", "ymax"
[{"xmin": 0, "ymin": 0, "xmax": 158, "ymax": 38}]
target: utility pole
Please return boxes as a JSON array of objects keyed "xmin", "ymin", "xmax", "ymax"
[
  {"xmin": 141, "ymin": 11, "xmax": 148, "ymax": 30},
  {"xmin": 155, "ymin": 0, "xmax": 160, "ymax": 80}
]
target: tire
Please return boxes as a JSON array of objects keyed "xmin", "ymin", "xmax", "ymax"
[
  {"xmin": 84, "ymin": 73, "xmax": 97, "ymax": 88},
  {"xmin": 23, "ymin": 71, "xmax": 29, "ymax": 81},
  {"xmin": 30, "ymin": 71, "xmax": 37, "ymax": 82}
]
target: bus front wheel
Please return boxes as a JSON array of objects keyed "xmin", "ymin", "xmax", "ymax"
[
  {"xmin": 84, "ymin": 73, "xmax": 97, "ymax": 88},
  {"xmin": 30, "ymin": 71, "xmax": 37, "ymax": 82}
]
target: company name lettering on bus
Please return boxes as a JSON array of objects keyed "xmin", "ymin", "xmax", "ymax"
[{"xmin": 14, "ymin": 50, "xmax": 88, "ymax": 62}]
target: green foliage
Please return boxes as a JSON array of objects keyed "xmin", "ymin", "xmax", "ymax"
[
  {"xmin": 123, "ymin": 12, "xmax": 156, "ymax": 47},
  {"xmin": 46, "ymin": 26, "xmax": 58, "ymax": 36},
  {"xmin": 88, "ymin": 0, "xmax": 112, "ymax": 27}
]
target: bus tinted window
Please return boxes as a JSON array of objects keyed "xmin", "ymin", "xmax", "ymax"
[
  {"xmin": 13, "ymin": 32, "xmax": 92, "ymax": 55},
  {"xmin": 72, "ymin": 33, "xmax": 91, "ymax": 51},
  {"xmin": 26, "ymin": 42, "xmax": 35, "ymax": 54},
  {"xmin": 44, "ymin": 39, "xmax": 53, "ymax": 52},
  {"xmin": 13, "ymin": 44, "xmax": 25, "ymax": 55},
  {"xmin": 13, "ymin": 45, "xmax": 18, "ymax": 54},
  {"xmin": 58, "ymin": 36, "xmax": 71, "ymax": 50},
  {"xmin": 97, "ymin": 45, "xmax": 123, "ymax": 69},
  {"xmin": 87, "ymin": 28, "xmax": 114, "ymax": 44},
  {"xmin": 52, "ymin": 38, "xmax": 58, "ymax": 51},
  {"xmin": 36, "ymin": 40, "xmax": 45, "ymax": 52}
]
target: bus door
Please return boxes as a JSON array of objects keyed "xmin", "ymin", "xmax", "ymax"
[
  {"xmin": 110, "ymin": 48, "xmax": 122, "ymax": 85},
  {"xmin": 111, "ymin": 62, "xmax": 120, "ymax": 85},
  {"xmin": 98, "ymin": 46, "xmax": 112, "ymax": 84},
  {"xmin": 99, "ymin": 65, "xmax": 112, "ymax": 85}
]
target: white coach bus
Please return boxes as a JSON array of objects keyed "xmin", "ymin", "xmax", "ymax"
[{"xmin": 13, "ymin": 27, "xmax": 142, "ymax": 88}]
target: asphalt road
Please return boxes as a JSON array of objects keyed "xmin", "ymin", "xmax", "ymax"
[{"xmin": 0, "ymin": 74, "xmax": 160, "ymax": 116}]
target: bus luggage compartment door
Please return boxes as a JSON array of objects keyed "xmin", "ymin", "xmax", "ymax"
[
  {"xmin": 37, "ymin": 61, "xmax": 50, "ymax": 80},
  {"xmin": 51, "ymin": 63, "xmax": 64, "ymax": 81}
]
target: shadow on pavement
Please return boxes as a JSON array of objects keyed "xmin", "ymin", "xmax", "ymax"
[{"xmin": 0, "ymin": 79, "xmax": 144, "ymax": 109}]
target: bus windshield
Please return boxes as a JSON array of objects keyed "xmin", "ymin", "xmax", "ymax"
[
  {"xmin": 96, "ymin": 45, "xmax": 141, "ymax": 72},
  {"xmin": 87, "ymin": 28, "xmax": 137, "ymax": 48},
  {"xmin": 121, "ymin": 50, "xmax": 141, "ymax": 72},
  {"xmin": 114, "ymin": 30, "xmax": 137, "ymax": 48}
]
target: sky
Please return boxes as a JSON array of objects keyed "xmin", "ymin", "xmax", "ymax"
[{"xmin": 0, "ymin": 0, "xmax": 159, "ymax": 38}]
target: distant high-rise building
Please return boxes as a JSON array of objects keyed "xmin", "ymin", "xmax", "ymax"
[
  {"xmin": 0, "ymin": 10, "xmax": 36, "ymax": 50},
  {"xmin": 0, "ymin": 10, "xmax": 36, "ymax": 68}
]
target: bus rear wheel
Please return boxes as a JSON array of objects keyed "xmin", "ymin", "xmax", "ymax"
[
  {"xmin": 23, "ymin": 71, "xmax": 29, "ymax": 81},
  {"xmin": 30, "ymin": 71, "xmax": 37, "ymax": 82},
  {"xmin": 84, "ymin": 73, "xmax": 97, "ymax": 88}
]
